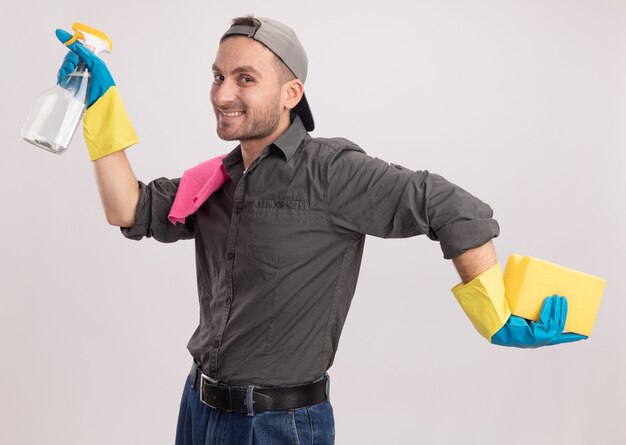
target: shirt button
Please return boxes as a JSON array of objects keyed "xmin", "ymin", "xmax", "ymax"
[
  {"xmin": 275, "ymin": 200, "xmax": 284, "ymax": 208},
  {"xmin": 213, "ymin": 340, "xmax": 220, "ymax": 348},
  {"xmin": 225, "ymin": 298, "xmax": 232, "ymax": 305},
  {"xmin": 227, "ymin": 252, "xmax": 234, "ymax": 260},
  {"xmin": 234, "ymin": 206, "xmax": 242, "ymax": 214}
]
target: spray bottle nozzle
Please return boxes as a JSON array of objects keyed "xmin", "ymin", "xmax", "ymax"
[{"xmin": 67, "ymin": 22, "xmax": 113, "ymax": 56}]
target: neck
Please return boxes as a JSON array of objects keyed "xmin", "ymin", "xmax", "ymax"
[{"xmin": 240, "ymin": 112, "xmax": 291, "ymax": 170}]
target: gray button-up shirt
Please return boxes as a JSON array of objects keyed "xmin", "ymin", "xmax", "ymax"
[{"xmin": 122, "ymin": 115, "xmax": 499, "ymax": 386}]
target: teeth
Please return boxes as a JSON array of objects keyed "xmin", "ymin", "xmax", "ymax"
[{"xmin": 222, "ymin": 111, "xmax": 244, "ymax": 117}]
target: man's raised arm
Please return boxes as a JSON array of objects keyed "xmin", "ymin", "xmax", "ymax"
[{"xmin": 55, "ymin": 29, "xmax": 141, "ymax": 228}]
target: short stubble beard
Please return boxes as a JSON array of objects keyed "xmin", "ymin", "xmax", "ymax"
[{"xmin": 215, "ymin": 92, "xmax": 282, "ymax": 142}]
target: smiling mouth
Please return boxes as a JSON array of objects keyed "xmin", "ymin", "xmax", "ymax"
[{"xmin": 220, "ymin": 111, "xmax": 245, "ymax": 117}]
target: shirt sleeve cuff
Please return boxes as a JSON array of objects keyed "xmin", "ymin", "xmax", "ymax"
[{"xmin": 436, "ymin": 218, "xmax": 500, "ymax": 259}]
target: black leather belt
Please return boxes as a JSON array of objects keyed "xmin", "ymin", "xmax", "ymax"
[{"xmin": 190, "ymin": 362, "xmax": 329, "ymax": 414}]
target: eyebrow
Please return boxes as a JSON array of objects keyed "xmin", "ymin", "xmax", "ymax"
[{"xmin": 212, "ymin": 64, "xmax": 263, "ymax": 79}]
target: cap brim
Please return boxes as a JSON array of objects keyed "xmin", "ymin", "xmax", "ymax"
[{"xmin": 294, "ymin": 92, "xmax": 314, "ymax": 131}]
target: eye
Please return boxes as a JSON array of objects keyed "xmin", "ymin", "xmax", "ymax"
[
  {"xmin": 213, "ymin": 73, "xmax": 224, "ymax": 84},
  {"xmin": 240, "ymin": 75, "xmax": 254, "ymax": 84}
]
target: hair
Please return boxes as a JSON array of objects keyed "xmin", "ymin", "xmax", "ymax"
[{"xmin": 227, "ymin": 15, "xmax": 297, "ymax": 85}]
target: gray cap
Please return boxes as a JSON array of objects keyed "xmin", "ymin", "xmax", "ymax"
[{"xmin": 221, "ymin": 17, "xmax": 314, "ymax": 131}]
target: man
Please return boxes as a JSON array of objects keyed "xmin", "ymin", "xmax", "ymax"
[{"xmin": 56, "ymin": 15, "xmax": 585, "ymax": 445}]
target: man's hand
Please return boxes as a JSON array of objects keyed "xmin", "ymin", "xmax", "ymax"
[
  {"xmin": 451, "ymin": 242, "xmax": 587, "ymax": 348},
  {"xmin": 491, "ymin": 294, "xmax": 588, "ymax": 348},
  {"xmin": 55, "ymin": 28, "xmax": 138, "ymax": 161},
  {"xmin": 56, "ymin": 29, "xmax": 115, "ymax": 109}
]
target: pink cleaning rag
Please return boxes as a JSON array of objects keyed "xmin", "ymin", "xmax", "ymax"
[{"xmin": 168, "ymin": 154, "xmax": 229, "ymax": 225}]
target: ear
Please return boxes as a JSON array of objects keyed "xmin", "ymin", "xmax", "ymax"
[{"xmin": 283, "ymin": 79, "xmax": 305, "ymax": 111}]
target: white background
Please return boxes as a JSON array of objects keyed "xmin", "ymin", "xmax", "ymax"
[{"xmin": 1, "ymin": 1, "xmax": 625, "ymax": 444}]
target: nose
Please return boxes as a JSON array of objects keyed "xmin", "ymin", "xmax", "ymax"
[{"xmin": 211, "ymin": 77, "xmax": 237, "ymax": 107}]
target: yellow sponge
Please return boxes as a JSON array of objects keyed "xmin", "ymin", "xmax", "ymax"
[{"xmin": 503, "ymin": 254, "xmax": 605, "ymax": 337}]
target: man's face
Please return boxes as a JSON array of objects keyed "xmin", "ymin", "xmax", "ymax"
[{"xmin": 211, "ymin": 36, "xmax": 285, "ymax": 142}]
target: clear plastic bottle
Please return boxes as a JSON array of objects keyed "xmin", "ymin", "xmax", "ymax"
[
  {"xmin": 22, "ymin": 23, "xmax": 112, "ymax": 155},
  {"xmin": 22, "ymin": 61, "xmax": 90, "ymax": 154}
]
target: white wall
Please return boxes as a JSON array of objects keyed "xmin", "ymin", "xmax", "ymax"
[{"xmin": 1, "ymin": 1, "xmax": 624, "ymax": 443}]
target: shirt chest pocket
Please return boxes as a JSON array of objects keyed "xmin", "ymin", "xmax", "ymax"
[{"xmin": 249, "ymin": 199, "xmax": 310, "ymax": 268}]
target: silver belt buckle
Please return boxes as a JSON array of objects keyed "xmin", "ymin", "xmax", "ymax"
[{"xmin": 199, "ymin": 373, "xmax": 220, "ymax": 409}]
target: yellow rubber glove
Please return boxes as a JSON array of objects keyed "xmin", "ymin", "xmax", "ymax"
[{"xmin": 451, "ymin": 263, "xmax": 511, "ymax": 341}]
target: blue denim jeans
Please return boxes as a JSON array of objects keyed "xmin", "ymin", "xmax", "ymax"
[{"xmin": 175, "ymin": 374, "xmax": 335, "ymax": 445}]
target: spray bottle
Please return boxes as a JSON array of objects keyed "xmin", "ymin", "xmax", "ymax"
[{"xmin": 22, "ymin": 23, "xmax": 112, "ymax": 155}]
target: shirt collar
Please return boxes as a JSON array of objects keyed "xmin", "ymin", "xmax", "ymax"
[
  {"xmin": 271, "ymin": 114, "xmax": 308, "ymax": 162},
  {"xmin": 222, "ymin": 144, "xmax": 243, "ymax": 173},
  {"xmin": 222, "ymin": 115, "xmax": 308, "ymax": 179}
]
